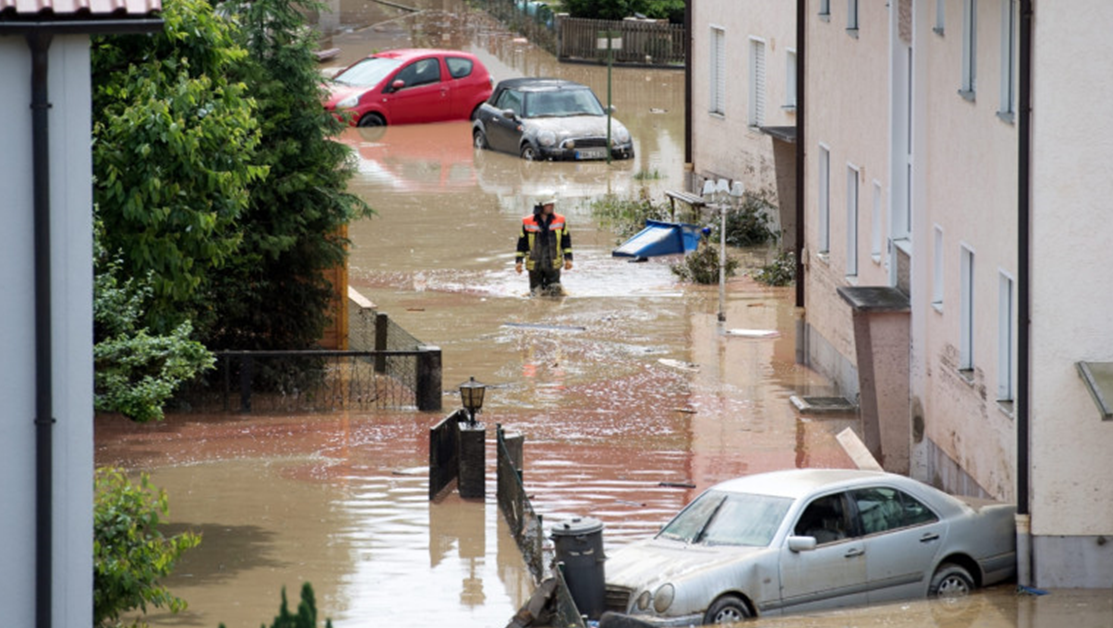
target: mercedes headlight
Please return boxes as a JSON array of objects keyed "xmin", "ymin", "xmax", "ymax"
[
  {"xmin": 636, "ymin": 590, "xmax": 652, "ymax": 611},
  {"xmin": 537, "ymin": 130, "xmax": 557, "ymax": 147},
  {"xmin": 337, "ymin": 94, "xmax": 359, "ymax": 110},
  {"xmin": 652, "ymin": 583, "xmax": 675, "ymax": 613}
]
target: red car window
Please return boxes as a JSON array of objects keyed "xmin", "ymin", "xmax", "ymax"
[{"xmin": 446, "ymin": 57, "xmax": 474, "ymax": 79}]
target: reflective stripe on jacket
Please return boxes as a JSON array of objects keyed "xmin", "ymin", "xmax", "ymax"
[{"xmin": 516, "ymin": 212, "xmax": 572, "ymax": 271}]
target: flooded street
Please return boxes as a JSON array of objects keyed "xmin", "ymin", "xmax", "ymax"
[{"xmin": 93, "ymin": 2, "xmax": 1112, "ymax": 628}]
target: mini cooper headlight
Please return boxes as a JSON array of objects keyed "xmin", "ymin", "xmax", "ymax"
[
  {"xmin": 653, "ymin": 583, "xmax": 675, "ymax": 613},
  {"xmin": 636, "ymin": 590, "xmax": 652, "ymax": 611},
  {"xmin": 337, "ymin": 94, "xmax": 359, "ymax": 110},
  {"xmin": 613, "ymin": 126, "xmax": 631, "ymax": 144},
  {"xmin": 538, "ymin": 130, "xmax": 557, "ymax": 147}
]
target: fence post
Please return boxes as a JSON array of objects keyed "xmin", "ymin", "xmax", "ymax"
[
  {"xmin": 374, "ymin": 312, "xmax": 389, "ymax": 373},
  {"xmin": 239, "ymin": 355, "xmax": 253, "ymax": 413},
  {"xmin": 415, "ymin": 345, "xmax": 442, "ymax": 412}
]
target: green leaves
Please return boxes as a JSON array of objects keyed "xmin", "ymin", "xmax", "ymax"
[{"xmin": 93, "ymin": 468, "xmax": 201, "ymax": 627}]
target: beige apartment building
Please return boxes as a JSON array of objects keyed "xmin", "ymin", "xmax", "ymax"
[{"xmin": 688, "ymin": 0, "xmax": 1113, "ymax": 588}]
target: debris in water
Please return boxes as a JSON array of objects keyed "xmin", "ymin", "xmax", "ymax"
[
  {"xmin": 502, "ymin": 322, "xmax": 586, "ymax": 332},
  {"xmin": 658, "ymin": 358, "xmax": 699, "ymax": 372},
  {"xmin": 674, "ymin": 407, "xmax": 697, "ymax": 414},
  {"xmin": 658, "ymin": 481, "xmax": 696, "ymax": 489}
]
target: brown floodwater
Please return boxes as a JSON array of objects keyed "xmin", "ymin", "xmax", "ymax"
[{"xmin": 93, "ymin": 2, "xmax": 1113, "ymax": 628}]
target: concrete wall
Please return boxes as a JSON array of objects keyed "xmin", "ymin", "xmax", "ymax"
[
  {"xmin": 1028, "ymin": 0, "xmax": 1113, "ymax": 587},
  {"xmin": 0, "ymin": 35, "xmax": 95, "ymax": 627},
  {"xmin": 801, "ymin": 0, "xmax": 892, "ymax": 400},
  {"xmin": 690, "ymin": 0, "xmax": 795, "ymax": 208}
]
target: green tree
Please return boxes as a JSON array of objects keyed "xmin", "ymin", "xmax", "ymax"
[
  {"xmin": 562, "ymin": 0, "xmax": 685, "ymax": 23},
  {"xmin": 222, "ymin": 583, "xmax": 334, "ymax": 628},
  {"xmin": 92, "ymin": 0, "xmax": 265, "ymax": 333},
  {"xmin": 94, "ymin": 468, "xmax": 201, "ymax": 628},
  {"xmin": 94, "ymin": 221, "xmax": 215, "ymax": 422},
  {"xmin": 204, "ymin": 0, "xmax": 373, "ymax": 350}
]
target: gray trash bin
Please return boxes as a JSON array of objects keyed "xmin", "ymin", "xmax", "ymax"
[{"xmin": 551, "ymin": 517, "xmax": 606, "ymax": 620}]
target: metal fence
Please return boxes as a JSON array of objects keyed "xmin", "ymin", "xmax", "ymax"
[
  {"xmin": 558, "ymin": 17, "xmax": 686, "ymax": 67},
  {"xmin": 429, "ymin": 409, "xmax": 466, "ymax": 500},
  {"xmin": 496, "ymin": 425, "xmax": 586, "ymax": 627}
]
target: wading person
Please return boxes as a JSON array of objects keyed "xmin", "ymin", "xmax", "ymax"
[{"xmin": 515, "ymin": 196, "xmax": 572, "ymax": 296}]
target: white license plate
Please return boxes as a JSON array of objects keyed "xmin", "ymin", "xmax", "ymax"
[{"xmin": 575, "ymin": 148, "xmax": 606, "ymax": 160}]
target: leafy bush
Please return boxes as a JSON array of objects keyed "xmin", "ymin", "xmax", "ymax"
[
  {"xmin": 221, "ymin": 583, "xmax": 333, "ymax": 628},
  {"xmin": 94, "ymin": 468, "xmax": 200, "ymax": 628},
  {"xmin": 671, "ymin": 243, "xmax": 739, "ymax": 285},
  {"xmin": 588, "ymin": 191, "xmax": 672, "ymax": 241},
  {"xmin": 561, "ymin": 0, "xmax": 685, "ymax": 23},
  {"xmin": 721, "ymin": 194, "xmax": 779, "ymax": 247},
  {"xmin": 754, "ymin": 250, "xmax": 797, "ymax": 287}
]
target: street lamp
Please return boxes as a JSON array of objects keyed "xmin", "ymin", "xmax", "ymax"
[
  {"xmin": 701, "ymin": 178, "xmax": 745, "ymax": 323},
  {"xmin": 459, "ymin": 377, "xmax": 486, "ymax": 426}
]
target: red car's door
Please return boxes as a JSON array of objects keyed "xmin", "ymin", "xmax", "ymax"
[{"xmin": 381, "ymin": 57, "xmax": 450, "ymax": 125}]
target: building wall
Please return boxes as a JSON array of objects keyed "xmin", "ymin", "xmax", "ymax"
[
  {"xmin": 0, "ymin": 36, "xmax": 95, "ymax": 627},
  {"xmin": 801, "ymin": 0, "xmax": 892, "ymax": 399},
  {"xmin": 690, "ymin": 0, "xmax": 795, "ymax": 208},
  {"xmin": 1028, "ymin": 0, "xmax": 1113, "ymax": 586},
  {"xmin": 912, "ymin": 0, "xmax": 1019, "ymax": 501}
]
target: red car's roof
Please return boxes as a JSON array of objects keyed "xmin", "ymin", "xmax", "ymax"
[{"xmin": 372, "ymin": 48, "xmax": 480, "ymax": 61}]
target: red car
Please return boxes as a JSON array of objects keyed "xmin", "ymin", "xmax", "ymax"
[{"xmin": 324, "ymin": 49, "xmax": 494, "ymax": 127}]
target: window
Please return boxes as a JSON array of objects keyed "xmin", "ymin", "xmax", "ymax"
[
  {"xmin": 935, "ymin": 0, "xmax": 945, "ymax": 34},
  {"xmin": 848, "ymin": 0, "xmax": 859, "ymax": 32},
  {"xmin": 998, "ymin": 272, "xmax": 1015, "ymax": 401},
  {"xmin": 445, "ymin": 57, "xmax": 474, "ymax": 79},
  {"xmin": 819, "ymin": 0, "xmax": 831, "ymax": 19},
  {"xmin": 960, "ymin": 0, "xmax": 977, "ymax": 99},
  {"xmin": 749, "ymin": 38, "xmax": 767, "ymax": 127},
  {"xmin": 853, "ymin": 488, "xmax": 938, "ymax": 535},
  {"xmin": 932, "ymin": 226, "xmax": 944, "ymax": 310},
  {"xmin": 871, "ymin": 181, "xmax": 882, "ymax": 262},
  {"xmin": 960, "ymin": 245, "xmax": 975, "ymax": 371},
  {"xmin": 395, "ymin": 58, "xmax": 441, "ymax": 89},
  {"xmin": 785, "ymin": 49, "xmax": 798, "ymax": 110},
  {"xmin": 999, "ymin": 0, "xmax": 1018, "ymax": 120},
  {"xmin": 818, "ymin": 145, "xmax": 831, "ymax": 254},
  {"xmin": 495, "ymin": 89, "xmax": 523, "ymax": 116},
  {"xmin": 710, "ymin": 27, "xmax": 726, "ymax": 115},
  {"xmin": 795, "ymin": 493, "xmax": 850, "ymax": 545},
  {"xmin": 847, "ymin": 165, "xmax": 859, "ymax": 277}
]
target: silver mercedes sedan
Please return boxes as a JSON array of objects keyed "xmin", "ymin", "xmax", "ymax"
[{"xmin": 604, "ymin": 469, "xmax": 1017, "ymax": 626}]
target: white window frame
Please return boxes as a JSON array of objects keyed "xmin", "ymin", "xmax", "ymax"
[
  {"xmin": 871, "ymin": 180, "xmax": 882, "ymax": 263},
  {"xmin": 818, "ymin": 145, "xmax": 831, "ymax": 255},
  {"xmin": 932, "ymin": 225, "xmax": 944, "ymax": 310},
  {"xmin": 848, "ymin": 0, "xmax": 860, "ymax": 33},
  {"xmin": 960, "ymin": 0, "xmax": 977, "ymax": 99},
  {"xmin": 749, "ymin": 37, "xmax": 767, "ymax": 128},
  {"xmin": 960, "ymin": 244, "xmax": 975, "ymax": 371},
  {"xmin": 999, "ymin": 0, "xmax": 1018, "ymax": 120},
  {"xmin": 934, "ymin": 0, "xmax": 945, "ymax": 34},
  {"xmin": 785, "ymin": 48, "xmax": 797, "ymax": 110},
  {"xmin": 710, "ymin": 26, "xmax": 726, "ymax": 115},
  {"xmin": 998, "ymin": 271, "xmax": 1015, "ymax": 401},
  {"xmin": 846, "ymin": 164, "xmax": 860, "ymax": 277}
]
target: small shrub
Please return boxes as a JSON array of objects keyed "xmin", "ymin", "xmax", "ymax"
[
  {"xmin": 94, "ymin": 468, "xmax": 200, "ymax": 628},
  {"xmin": 671, "ymin": 243, "xmax": 739, "ymax": 284},
  {"xmin": 633, "ymin": 168, "xmax": 661, "ymax": 180},
  {"xmin": 221, "ymin": 582, "xmax": 333, "ymax": 628},
  {"xmin": 754, "ymin": 249, "xmax": 796, "ymax": 287},
  {"xmin": 588, "ymin": 191, "xmax": 671, "ymax": 240},
  {"xmin": 721, "ymin": 194, "xmax": 779, "ymax": 247}
]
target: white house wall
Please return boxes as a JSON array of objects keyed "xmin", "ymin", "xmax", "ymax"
[
  {"xmin": 0, "ymin": 35, "xmax": 95, "ymax": 627},
  {"xmin": 913, "ymin": 0, "xmax": 1019, "ymax": 501},
  {"xmin": 1028, "ymin": 0, "xmax": 1113, "ymax": 586},
  {"xmin": 690, "ymin": 0, "xmax": 795, "ymax": 202},
  {"xmin": 802, "ymin": 0, "xmax": 892, "ymax": 399}
]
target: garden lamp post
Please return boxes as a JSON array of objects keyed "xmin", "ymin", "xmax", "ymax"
[{"xmin": 459, "ymin": 377, "xmax": 486, "ymax": 427}]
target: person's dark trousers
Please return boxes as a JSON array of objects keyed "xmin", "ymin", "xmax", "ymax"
[{"xmin": 529, "ymin": 267, "xmax": 561, "ymax": 292}]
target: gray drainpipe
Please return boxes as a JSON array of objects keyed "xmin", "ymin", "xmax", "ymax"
[
  {"xmin": 28, "ymin": 29, "xmax": 56, "ymax": 628},
  {"xmin": 1016, "ymin": 0, "xmax": 1033, "ymax": 587},
  {"xmin": 794, "ymin": 0, "xmax": 806, "ymax": 309}
]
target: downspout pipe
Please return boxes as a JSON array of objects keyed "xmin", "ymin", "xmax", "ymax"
[
  {"xmin": 1016, "ymin": 0, "xmax": 1033, "ymax": 588},
  {"xmin": 794, "ymin": 0, "xmax": 805, "ymax": 308},
  {"xmin": 683, "ymin": 0, "xmax": 692, "ymax": 168},
  {"xmin": 28, "ymin": 29, "xmax": 55, "ymax": 628}
]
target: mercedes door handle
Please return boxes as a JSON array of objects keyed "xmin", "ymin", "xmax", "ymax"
[{"xmin": 844, "ymin": 547, "xmax": 865, "ymax": 558}]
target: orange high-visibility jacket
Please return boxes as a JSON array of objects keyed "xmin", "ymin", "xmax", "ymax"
[{"xmin": 516, "ymin": 212, "xmax": 572, "ymax": 271}]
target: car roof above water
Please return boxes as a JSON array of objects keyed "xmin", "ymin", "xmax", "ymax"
[
  {"xmin": 712, "ymin": 468, "xmax": 895, "ymax": 500},
  {"xmin": 495, "ymin": 77, "xmax": 590, "ymax": 92}
]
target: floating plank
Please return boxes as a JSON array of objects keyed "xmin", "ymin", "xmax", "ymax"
[
  {"xmin": 725, "ymin": 328, "xmax": 781, "ymax": 339},
  {"xmin": 836, "ymin": 427, "xmax": 883, "ymax": 471}
]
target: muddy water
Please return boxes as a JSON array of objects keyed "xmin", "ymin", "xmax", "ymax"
[{"xmin": 93, "ymin": 3, "xmax": 1108, "ymax": 628}]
